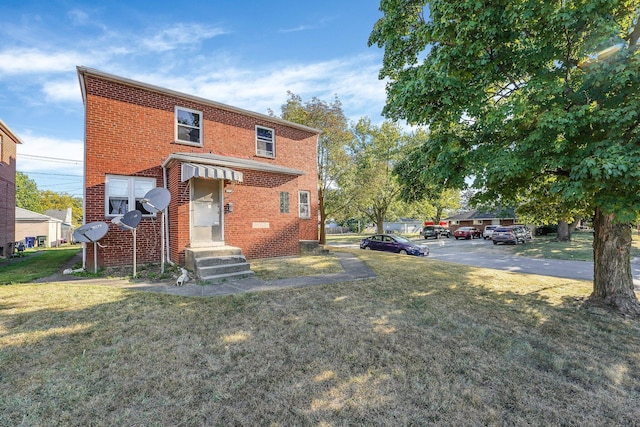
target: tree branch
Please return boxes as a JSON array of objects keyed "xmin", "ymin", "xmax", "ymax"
[{"xmin": 544, "ymin": 168, "xmax": 571, "ymax": 177}]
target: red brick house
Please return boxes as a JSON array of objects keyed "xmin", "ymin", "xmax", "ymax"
[
  {"xmin": 0, "ymin": 119, "xmax": 23, "ymax": 258},
  {"xmin": 444, "ymin": 209, "xmax": 517, "ymax": 233},
  {"xmin": 77, "ymin": 67, "xmax": 320, "ymax": 276}
]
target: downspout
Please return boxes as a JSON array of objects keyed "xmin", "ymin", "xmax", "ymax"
[
  {"xmin": 77, "ymin": 66, "xmax": 88, "ymax": 270},
  {"xmin": 162, "ymin": 163, "xmax": 175, "ymax": 266}
]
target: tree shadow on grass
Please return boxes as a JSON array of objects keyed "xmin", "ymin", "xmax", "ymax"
[{"xmin": 1, "ymin": 252, "xmax": 640, "ymax": 425}]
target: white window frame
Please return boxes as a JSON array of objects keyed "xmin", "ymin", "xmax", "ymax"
[
  {"xmin": 298, "ymin": 190, "xmax": 310, "ymax": 219},
  {"xmin": 105, "ymin": 175, "xmax": 157, "ymax": 218},
  {"xmin": 473, "ymin": 219, "xmax": 483, "ymax": 225},
  {"xmin": 450, "ymin": 220, "xmax": 459, "ymax": 225},
  {"xmin": 256, "ymin": 125, "xmax": 275, "ymax": 158},
  {"xmin": 175, "ymin": 106, "xmax": 203, "ymax": 146}
]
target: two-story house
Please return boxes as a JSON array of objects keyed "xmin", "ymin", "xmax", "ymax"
[
  {"xmin": 0, "ymin": 119, "xmax": 23, "ymax": 258},
  {"xmin": 77, "ymin": 67, "xmax": 320, "ymax": 276}
]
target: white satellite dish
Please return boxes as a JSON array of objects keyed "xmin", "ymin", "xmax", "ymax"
[
  {"xmin": 73, "ymin": 222, "xmax": 109, "ymax": 273},
  {"xmin": 111, "ymin": 210, "xmax": 142, "ymax": 277},
  {"xmin": 141, "ymin": 187, "xmax": 172, "ymax": 273}
]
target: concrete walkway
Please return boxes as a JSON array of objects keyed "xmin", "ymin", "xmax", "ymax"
[{"xmin": 36, "ymin": 251, "xmax": 377, "ymax": 297}]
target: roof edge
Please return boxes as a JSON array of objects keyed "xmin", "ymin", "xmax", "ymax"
[
  {"xmin": 0, "ymin": 119, "xmax": 24, "ymax": 144},
  {"xmin": 76, "ymin": 66, "xmax": 321, "ymax": 135}
]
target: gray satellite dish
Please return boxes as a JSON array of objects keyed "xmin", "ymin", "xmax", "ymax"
[
  {"xmin": 73, "ymin": 222, "xmax": 109, "ymax": 273},
  {"xmin": 112, "ymin": 210, "xmax": 142, "ymax": 231},
  {"xmin": 141, "ymin": 187, "xmax": 172, "ymax": 273},
  {"xmin": 74, "ymin": 221, "xmax": 108, "ymax": 243},
  {"xmin": 141, "ymin": 188, "xmax": 170, "ymax": 213},
  {"xmin": 111, "ymin": 210, "xmax": 142, "ymax": 277}
]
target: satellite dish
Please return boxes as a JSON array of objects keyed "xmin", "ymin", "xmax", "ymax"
[
  {"xmin": 73, "ymin": 221, "xmax": 108, "ymax": 243},
  {"xmin": 111, "ymin": 210, "xmax": 142, "ymax": 277},
  {"xmin": 141, "ymin": 188, "xmax": 171, "ymax": 213},
  {"xmin": 141, "ymin": 187, "xmax": 172, "ymax": 274},
  {"xmin": 111, "ymin": 210, "xmax": 142, "ymax": 231},
  {"xmin": 73, "ymin": 221, "xmax": 109, "ymax": 274}
]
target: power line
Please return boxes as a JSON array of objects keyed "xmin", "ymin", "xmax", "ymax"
[
  {"xmin": 19, "ymin": 171, "xmax": 83, "ymax": 178},
  {"xmin": 18, "ymin": 154, "xmax": 83, "ymax": 165}
]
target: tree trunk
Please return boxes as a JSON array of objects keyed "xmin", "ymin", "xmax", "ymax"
[
  {"xmin": 590, "ymin": 207, "xmax": 640, "ymax": 316},
  {"xmin": 434, "ymin": 206, "xmax": 443, "ymax": 224},
  {"xmin": 375, "ymin": 209, "xmax": 385, "ymax": 234},
  {"xmin": 557, "ymin": 220, "xmax": 571, "ymax": 241},
  {"xmin": 318, "ymin": 191, "xmax": 326, "ymax": 245},
  {"xmin": 568, "ymin": 217, "xmax": 581, "ymax": 235}
]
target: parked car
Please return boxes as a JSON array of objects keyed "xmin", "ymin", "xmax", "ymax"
[
  {"xmin": 510, "ymin": 225, "xmax": 532, "ymax": 242},
  {"xmin": 482, "ymin": 225, "xmax": 500, "ymax": 240},
  {"xmin": 421, "ymin": 225, "xmax": 451, "ymax": 239},
  {"xmin": 453, "ymin": 227, "xmax": 482, "ymax": 240},
  {"xmin": 360, "ymin": 234, "xmax": 429, "ymax": 256},
  {"xmin": 492, "ymin": 227, "xmax": 524, "ymax": 245}
]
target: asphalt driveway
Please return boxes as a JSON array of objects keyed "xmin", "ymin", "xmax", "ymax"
[{"xmin": 330, "ymin": 236, "xmax": 640, "ymax": 288}]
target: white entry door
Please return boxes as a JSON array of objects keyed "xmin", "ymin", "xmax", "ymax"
[{"xmin": 190, "ymin": 179, "xmax": 223, "ymax": 247}]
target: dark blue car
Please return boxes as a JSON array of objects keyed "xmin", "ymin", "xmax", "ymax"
[{"xmin": 360, "ymin": 234, "xmax": 429, "ymax": 256}]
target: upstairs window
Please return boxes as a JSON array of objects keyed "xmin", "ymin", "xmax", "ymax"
[
  {"xmin": 106, "ymin": 175, "xmax": 156, "ymax": 217},
  {"xmin": 299, "ymin": 191, "xmax": 310, "ymax": 219},
  {"xmin": 256, "ymin": 125, "xmax": 275, "ymax": 157},
  {"xmin": 175, "ymin": 106, "xmax": 202, "ymax": 145}
]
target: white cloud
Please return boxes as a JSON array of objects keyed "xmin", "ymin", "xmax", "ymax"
[
  {"xmin": 16, "ymin": 132, "xmax": 83, "ymax": 175},
  {"xmin": 67, "ymin": 9, "xmax": 90, "ymax": 26},
  {"xmin": 141, "ymin": 23, "xmax": 228, "ymax": 52},
  {"xmin": 0, "ymin": 48, "xmax": 86, "ymax": 75},
  {"xmin": 42, "ymin": 79, "xmax": 82, "ymax": 103},
  {"xmin": 279, "ymin": 25, "xmax": 315, "ymax": 33},
  {"xmin": 131, "ymin": 54, "xmax": 387, "ymax": 123}
]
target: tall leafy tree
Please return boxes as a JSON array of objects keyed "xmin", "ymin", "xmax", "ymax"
[
  {"xmin": 350, "ymin": 118, "xmax": 406, "ymax": 233},
  {"xmin": 40, "ymin": 190, "xmax": 83, "ymax": 227},
  {"xmin": 277, "ymin": 92, "xmax": 353, "ymax": 244},
  {"xmin": 15, "ymin": 172, "xmax": 42, "ymax": 212},
  {"xmin": 370, "ymin": 1, "xmax": 640, "ymax": 315}
]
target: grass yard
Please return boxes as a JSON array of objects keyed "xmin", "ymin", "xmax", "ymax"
[
  {"xmin": 0, "ymin": 247, "xmax": 80, "ymax": 284},
  {"xmin": 250, "ymin": 253, "xmax": 344, "ymax": 280},
  {"xmin": 1, "ymin": 249, "xmax": 639, "ymax": 425},
  {"xmin": 512, "ymin": 231, "xmax": 640, "ymax": 261}
]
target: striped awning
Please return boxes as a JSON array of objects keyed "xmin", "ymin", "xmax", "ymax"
[{"xmin": 181, "ymin": 163, "xmax": 243, "ymax": 182}]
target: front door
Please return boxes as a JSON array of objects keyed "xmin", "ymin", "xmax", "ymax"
[{"xmin": 190, "ymin": 178, "xmax": 223, "ymax": 247}]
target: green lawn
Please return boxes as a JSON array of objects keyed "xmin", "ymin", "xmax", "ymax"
[
  {"xmin": 0, "ymin": 247, "xmax": 81, "ymax": 284},
  {"xmin": 511, "ymin": 231, "xmax": 640, "ymax": 261},
  {"xmin": 1, "ymin": 249, "xmax": 639, "ymax": 425}
]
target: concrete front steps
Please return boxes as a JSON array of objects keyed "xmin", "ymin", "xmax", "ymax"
[{"xmin": 185, "ymin": 246, "xmax": 254, "ymax": 283}]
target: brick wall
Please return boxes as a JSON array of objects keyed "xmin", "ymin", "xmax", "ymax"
[
  {"xmin": 0, "ymin": 126, "xmax": 18, "ymax": 258},
  {"xmin": 83, "ymin": 72, "xmax": 318, "ymax": 268}
]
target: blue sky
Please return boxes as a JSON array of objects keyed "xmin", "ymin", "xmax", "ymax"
[{"xmin": 0, "ymin": 1, "xmax": 387, "ymax": 198}]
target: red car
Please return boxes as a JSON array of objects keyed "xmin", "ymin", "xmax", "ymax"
[{"xmin": 453, "ymin": 227, "xmax": 482, "ymax": 240}]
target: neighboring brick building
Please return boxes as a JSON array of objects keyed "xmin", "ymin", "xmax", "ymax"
[
  {"xmin": 0, "ymin": 119, "xmax": 22, "ymax": 258},
  {"xmin": 77, "ymin": 67, "xmax": 320, "ymax": 271},
  {"xmin": 444, "ymin": 209, "xmax": 517, "ymax": 233}
]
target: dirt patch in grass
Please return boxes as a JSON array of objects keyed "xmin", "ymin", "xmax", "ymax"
[{"xmin": 1, "ymin": 250, "xmax": 639, "ymax": 425}]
